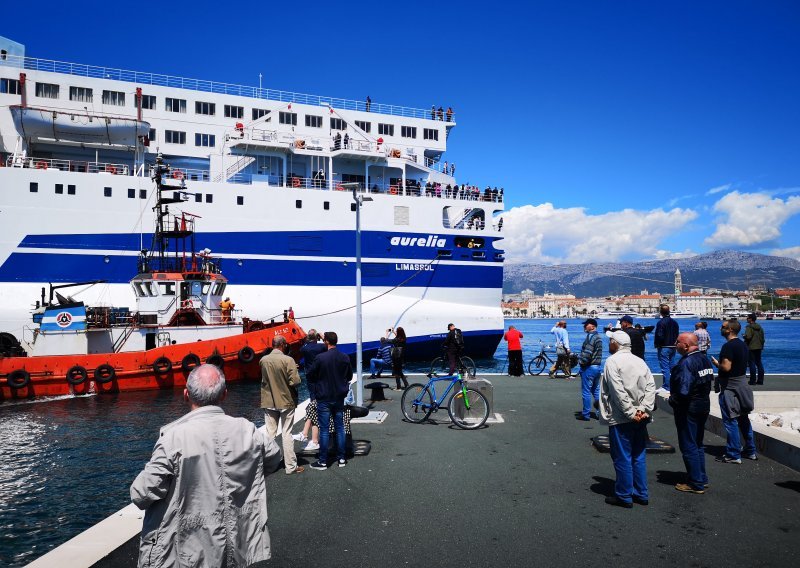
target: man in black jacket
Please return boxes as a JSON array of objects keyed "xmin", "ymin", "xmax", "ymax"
[
  {"xmin": 654, "ymin": 304, "xmax": 680, "ymax": 391},
  {"xmin": 609, "ymin": 315, "xmax": 654, "ymax": 360},
  {"xmin": 669, "ymin": 333, "xmax": 714, "ymax": 494},
  {"xmin": 443, "ymin": 323, "xmax": 464, "ymax": 374},
  {"xmin": 306, "ymin": 331, "xmax": 352, "ymax": 470}
]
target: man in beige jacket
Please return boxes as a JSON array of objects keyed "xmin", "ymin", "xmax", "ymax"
[
  {"xmin": 131, "ymin": 364, "xmax": 281, "ymax": 567},
  {"xmin": 261, "ymin": 335, "xmax": 304, "ymax": 474}
]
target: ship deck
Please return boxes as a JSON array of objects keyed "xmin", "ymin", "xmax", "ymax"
[{"xmin": 85, "ymin": 373, "xmax": 800, "ymax": 568}]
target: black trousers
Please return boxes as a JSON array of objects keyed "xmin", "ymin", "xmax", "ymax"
[{"xmin": 508, "ymin": 349, "xmax": 524, "ymax": 376}]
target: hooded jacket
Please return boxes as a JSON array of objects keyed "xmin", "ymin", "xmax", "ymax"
[
  {"xmin": 744, "ymin": 322, "xmax": 765, "ymax": 350},
  {"xmin": 131, "ymin": 406, "xmax": 282, "ymax": 567},
  {"xmin": 599, "ymin": 344, "xmax": 656, "ymax": 426}
]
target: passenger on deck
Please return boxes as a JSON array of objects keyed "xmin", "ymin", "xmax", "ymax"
[
  {"xmin": 446, "ymin": 107, "xmax": 453, "ymax": 122},
  {"xmin": 343, "ymin": 133, "xmax": 350, "ymax": 149},
  {"xmin": 492, "ymin": 187, "xmax": 499, "ymax": 202},
  {"xmin": 366, "ymin": 95, "xmax": 371, "ymax": 112},
  {"xmin": 431, "ymin": 105, "xmax": 436, "ymax": 120},
  {"xmin": 437, "ymin": 106, "xmax": 444, "ymax": 120},
  {"xmin": 131, "ymin": 364, "xmax": 281, "ymax": 566}
]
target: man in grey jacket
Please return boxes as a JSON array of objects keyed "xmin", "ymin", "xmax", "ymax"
[
  {"xmin": 599, "ymin": 331, "xmax": 656, "ymax": 508},
  {"xmin": 131, "ymin": 364, "xmax": 281, "ymax": 567}
]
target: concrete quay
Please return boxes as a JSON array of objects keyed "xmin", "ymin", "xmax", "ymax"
[{"xmin": 32, "ymin": 373, "xmax": 800, "ymax": 567}]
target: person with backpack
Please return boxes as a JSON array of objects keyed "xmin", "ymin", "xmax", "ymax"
[{"xmin": 443, "ymin": 323, "xmax": 465, "ymax": 374}]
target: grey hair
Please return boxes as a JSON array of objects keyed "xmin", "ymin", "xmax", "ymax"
[
  {"xmin": 272, "ymin": 335, "xmax": 287, "ymax": 349},
  {"xmin": 186, "ymin": 364, "xmax": 226, "ymax": 406}
]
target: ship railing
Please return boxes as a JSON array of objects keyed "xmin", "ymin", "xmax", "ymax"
[
  {"xmin": 4, "ymin": 54, "xmax": 449, "ymax": 122},
  {"xmin": 5, "ymin": 155, "xmax": 130, "ymax": 175},
  {"xmin": 207, "ymin": 308, "xmax": 242, "ymax": 325},
  {"xmin": 152, "ymin": 165, "xmax": 211, "ymax": 182}
]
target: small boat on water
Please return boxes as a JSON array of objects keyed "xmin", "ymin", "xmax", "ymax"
[{"xmin": 0, "ymin": 155, "xmax": 304, "ymax": 402}]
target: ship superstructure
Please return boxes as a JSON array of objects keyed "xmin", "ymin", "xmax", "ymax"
[{"xmin": 0, "ymin": 37, "xmax": 505, "ymax": 359}]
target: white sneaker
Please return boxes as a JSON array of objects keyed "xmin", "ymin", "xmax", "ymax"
[
  {"xmin": 292, "ymin": 433, "xmax": 308, "ymax": 442},
  {"xmin": 304, "ymin": 441, "xmax": 320, "ymax": 451}
]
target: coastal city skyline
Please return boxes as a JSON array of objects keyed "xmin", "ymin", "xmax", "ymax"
[{"xmin": 7, "ymin": 1, "xmax": 799, "ymax": 266}]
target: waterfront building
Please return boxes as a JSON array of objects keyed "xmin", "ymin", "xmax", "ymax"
[{"xmin": 676, "ymin": 292, "xmax": 724, "ymax": 318}]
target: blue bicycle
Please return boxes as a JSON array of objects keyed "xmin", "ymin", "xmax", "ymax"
[{"xmin": 401, "ymin": 373, "xmax": 490, "ymax": 429}]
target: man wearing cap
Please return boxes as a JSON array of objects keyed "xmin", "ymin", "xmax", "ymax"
[
  {"xmin": 654, "ymin": 304, "xmax": 680, "ymax": 391},
  {"xmin": 612, "ymin": 316, "xmax": 654, "ymax": 360},
  {"xmin": 599, "ymin": 330, "xmax": 656, "ymax": 508},
  {"xmin": 669, "ymin": 332, "xmax": 714, "ymax": 494},
  {"xmin": 577, "ymin": 318, "xmax": 603, "ymax": 420}
]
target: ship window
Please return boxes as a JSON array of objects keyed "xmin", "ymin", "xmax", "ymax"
[
  {"xmin": 0, "ymin": 50, "xmax": 5, "ymax": 60},
  {"xmin": 195, "ymin": 193, "xmax": 202, "ymax": 203},
  {"xmin": 1, "ymin": 78, "xmax": 22, "ymax": 94},
  {"xmin": 35, "ymin": 82, "xmax": 59, "ymax": 99},
  {"xmin": 252, "ymin": 108, "xmax": 269, "ymax": 120},
  {"xmin": 378, "ymin": 123, "xmax": 394, "ymax": 136},
  {"xmin": 237, "ymin": 196, "xmax": 244, "ymax": 205},
  {"xmin": 225, "ymin": 105, "xmax": 244, "ymax": 119},
  {"xmin": 55, "ymin": 184, "xmax": 64, "ymax": 194},
  {"xmin": 394, "ymin": 206, "xmax": 409, "ymax": 225},
  {"xmin": 330, "ymin": 117, "xmax": 345, "ymax": 131},
  {"xmin": 355, "ymin": 120, "xmax": 371, "ymax": 133},
  {"xmin": 195, "ymin": 133, "xmax": 216, "ymax": 147},
  {"xmin": 69, "ymin": 86, "xmax": 93, "ymax": 102},
  {"xmin": 279, "ymin": 111, "xmax": 297, "ymax": 125},
  {"xmin": 148, "ymin": 128, "xmax": 156, "ymax": 142},
  {"xmin": 296, "ymin": 200, "xmax": 302, "ymax": 208},
  {"xmin": 350, "ymin": 203, "xmax": 356, "ymax": 212},
  {"xmin": 133, "ymin": 282, "xmax": 145, "ymax": 297},
  {"xmin": 195, "ymin": 101, "xmax": 216, "ymax": 115},
  {"xmin": 205, "ymin": 194, "xmax": 213, "ymax": 203},
  {"xmin": 29, "ymin": 182, "xmax": 38, "ymax": 193},
  {"xmin": 143, "ymin": 282, "xmax": 157, "ymax": 296},
  {"xmin": 455, "ymin": 237, "xmax": 484, "ymax": 249},
  {"xmin": 401, "ymin": 126, "xmax": 417, "ymax": 139},
  {"xmin": 305, "ymin": 115, "xmax": 322, "ymax": 128},
  {"xmin": 102, "ymin": 90, "xmax": 125, "ymax": 106},
  {"xmin": 201, "ymin": 283, "xmax": 211, "ymax": 295},
  {"xmin": 323, "ymin": 201, "xmax": 330, "ymax": 210},
  {"xmin": 218, "ymin": 283, "xmax": 226, "ymax": 296},
  {"xmin": 423, "ymin": 128, "xmax": 438, "ymax": 141},
  {"xmin": 139, "ymin": 189, "xmax": 147, "ymax": 199},
  {"xmin": 165, "ymin": 130, "xmax": 186, "ymax": 144},
  {"xmin": 158, "ymin": 282, "xmax": 175, "ymax": 295},
  {"xmin": 166, "ymin": 97, "xmax": 187, "ymax": 113},
  {"xmin": 438, "ymin": 249, "xmax": 452, "ymax": 258},
  {"xmin": 141, "ymin": 95, "xmax": 156, "ymax": 109},
  {"xmin": 104, "ymin": 187, "xmax": 112, "ymax": 197},
  {"xmin": 68, "ymin": 185, "xmax": 76, "ymax": 195}
]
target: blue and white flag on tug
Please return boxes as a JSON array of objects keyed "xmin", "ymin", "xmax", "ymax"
[{"xmin": 40, "ymin": 306, "xmax": 87, "ymax": 331}]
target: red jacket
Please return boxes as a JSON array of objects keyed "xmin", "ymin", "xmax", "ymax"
[{"xmin": 504, "ymin": 329, "xmax": 523, "ymax": 351}]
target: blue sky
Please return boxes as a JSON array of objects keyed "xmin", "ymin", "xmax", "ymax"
[{"xmin": 5, "ymin": 1, "xmax": 799, "ymax": 264}]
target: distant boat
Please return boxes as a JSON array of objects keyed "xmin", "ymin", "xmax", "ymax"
[{"xmin": 668, "ymin": 312, "xmax": 700, "ymax": 319}]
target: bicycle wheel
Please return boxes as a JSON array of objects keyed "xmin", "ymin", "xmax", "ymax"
[
  {"xmin": 460, "ymin": 356, "xmax": 476, "ymax": 378},
  {"xmin": 528, "ymin": 356, "xmax": 547, "ymax": 375},
  {"xmin": 448, "ymin": 388, "xmax": 489, "ymax": 429},
  {"xmin": 401, "ymin": 383, "xmax": 435, "ymax": 423},
  {"xmin": 429, "ymin": 357, "xmax": 445, "ymax": 377}
]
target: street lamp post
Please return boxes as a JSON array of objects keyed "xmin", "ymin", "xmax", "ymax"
[{"xmin": 343, "ymin": 183, "xmax": 372, "ymax": 405}]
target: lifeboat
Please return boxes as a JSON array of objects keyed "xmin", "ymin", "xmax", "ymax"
[
  {"xmin": 10, "ymin": 105, "xmax": 150, "ymax": 147},
  {"xmin": 0, "ymin": 154, "xmax": 304, "ymax": 402}
]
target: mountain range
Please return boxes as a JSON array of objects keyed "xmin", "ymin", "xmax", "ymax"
[{"xmin": 503, "ymin": 250, "xmax": 800, "ymax": 297}]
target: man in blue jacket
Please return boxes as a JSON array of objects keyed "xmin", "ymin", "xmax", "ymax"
[
  {"xmin": 306, "ymin": 331, "xmax": 353, "ymax": 470},
  {"xmin": 654, "ymin": 304, "xmax": 680, "ymax": 391},
  {"xmin": 669, "ymin": 332, "xmax": 714, "ymax": 494}
]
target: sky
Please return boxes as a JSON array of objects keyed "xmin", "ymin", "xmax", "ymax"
[{"xmin": 4, "ymin": 1, "xmax": 799, "ymax": 265}]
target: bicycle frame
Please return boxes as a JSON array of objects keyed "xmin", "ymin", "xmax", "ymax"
[{"xmin": 421, "ymin": 373, "xmax": 468, "ymax": 411}]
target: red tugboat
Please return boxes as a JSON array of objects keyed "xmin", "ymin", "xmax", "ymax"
[{"xmin": 0, "ymin": 154, "xmax": 304, "ymax": 401}]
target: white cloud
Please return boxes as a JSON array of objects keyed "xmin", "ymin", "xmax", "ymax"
[
  {"xmin": 771, "ymin": 246, "xmax": 800, "ymax": 261},
  {"xmin": 652, "ymin": 249, "xmax": 697, "ymax": 260},
  {"xmin": 704, "ymin": 191, "xmax": 800, "ymax": 247},
  {"xmin": 501, "ymin": 203, "xmax": 698, "ymax": 264},
  {"xmin": 706, "ymin": 183, "xmax": 732, "ymax": 196}
]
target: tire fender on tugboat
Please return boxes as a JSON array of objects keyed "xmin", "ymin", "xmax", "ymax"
[
  {"xmin": 66, "ymin": 365, "xmax": 88, "ymax": 385},
  {"xmin": 153, "ymin": 357, "xmax": 173, "ymax": 375},
  {"xmin": 206, "ymin": 354, "xmax": 225, "ymax": 369},
  {"xmin": 237, "ymin": 346, "xmax": 256, "ymax": 364},
  {"xmin": 181, "ymin": 353, "xmax": 201, "ymax": 373},
  {"xmin": 6, "ymin": 369, "xmax": 31, "ymax": 389},
  {"xmin": 94, "ymin": 364, "xmax": 116, "ymax": 384}
]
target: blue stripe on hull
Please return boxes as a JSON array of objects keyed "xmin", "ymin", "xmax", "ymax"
[
  {"xmin": 0, "ymin": 252, "xmax": 503, "ymax": 288},
  {"xmin": 339, "ymin": 329, "xmax": 504, "ymax": 361}
]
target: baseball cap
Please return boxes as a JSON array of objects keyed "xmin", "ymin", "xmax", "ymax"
[
  {"xmin": 581, "ymin": 318, "xmax": 598, "ymax": 327},
  {"xmin": 605, "ymin": 330, "xmax": 631, "ymax": 345},
  {"xmin": 620, "ymin": 315, "xmax": 634, "ymax": 325}
]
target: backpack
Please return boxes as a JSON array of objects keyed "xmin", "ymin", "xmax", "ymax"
[{"xmin": 454, "ymin": 328, "xmax": 465, "ymax": 350}]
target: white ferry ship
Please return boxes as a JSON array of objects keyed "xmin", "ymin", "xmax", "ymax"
[{"xmin": 0, "ymin": 37, "xmax": 505, "ymax": 360}]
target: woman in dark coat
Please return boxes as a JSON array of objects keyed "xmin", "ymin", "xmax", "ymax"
[{"xmin": 387, "ymin": 327, "xmax": 408, "ymax": 390}]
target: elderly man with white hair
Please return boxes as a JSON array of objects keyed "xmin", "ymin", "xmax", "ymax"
[
  {"xmin": 598, "ymin": 330, "xmax": 656, "ymax": 509},
  {"xmin": 131, "ymin": 364, "xmax": 281, "ymax": 567}
]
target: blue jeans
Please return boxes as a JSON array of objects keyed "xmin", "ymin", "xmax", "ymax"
[
  {"xmin": 369, "ymin": 358, "xmax": 386, "ymax": 376},
  {"xmin": 608, "ymin": 421, "xmax": 648, "ymax": 503},
  {"xmin": 674, "ymin": 410, "xmax": 708, "ymax": 490},
  {"xmin": 316, "ymin": 400, "xmax": 346, "ymax": 464},
  {"xmin": 657, "ymin": 347, "xmax": 676, "ymax": 390},
  {"xmin": 718, "ymin": 394, "xmax": 756, "ymax": 460},
  {"xmin": 748, "ymin": 349, "xmax": 764, "ymax": 384},
  {"xmin": 580, "ymin": 365, "xmax": 601, "ymax": 419}
]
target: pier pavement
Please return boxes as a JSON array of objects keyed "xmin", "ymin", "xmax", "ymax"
[{"xmin": 91, "ymin": 374, "xmax": 800, "ymax": 568}]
